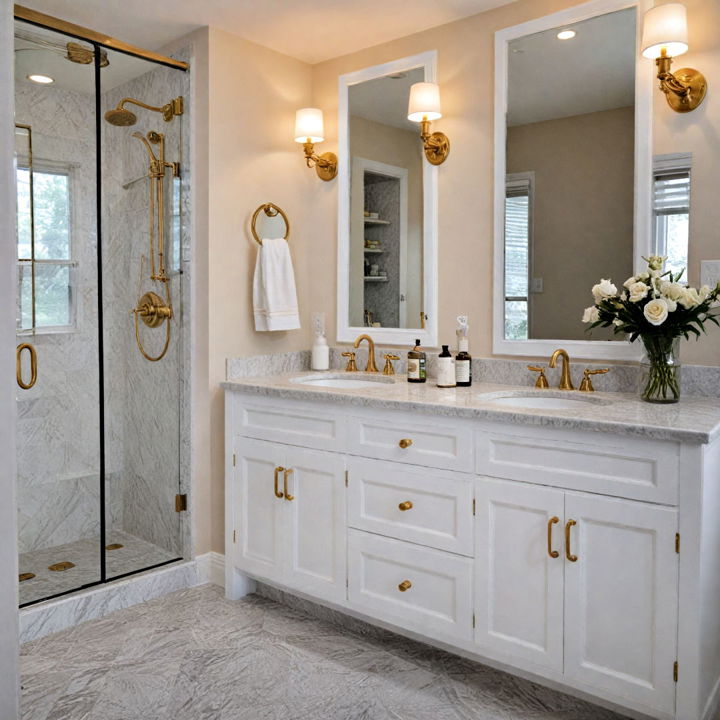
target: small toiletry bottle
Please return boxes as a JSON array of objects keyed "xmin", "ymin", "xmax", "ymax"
[
  {"xmin": 437, "ymin": 345, "xmax": 456, "ymax": 388},
  {"xmin": 407, "ymin": 339, "xmax": 427, "ymax": 383},
  {"xmin": 455, "ymin": 316, "xmax": 472, "ymax": 387},
  {"xmin": 311, "ymin": 312, "xmax": 330, "ymax": 371}
]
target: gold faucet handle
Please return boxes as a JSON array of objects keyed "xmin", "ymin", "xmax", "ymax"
[
  {"xmin": 342, "ymin": 352, "xmax": 358, "ymax": 372},
  {"xmin": 383, "ymin": 354, "xmax": 400, "ymax": 376},
  {"xmin": 579, "ymin": 368, "xmax": 609, "ymax": 392},
  {"xmin": 527, "ymin": 365, "xmax": 549, "ymax": 389}
]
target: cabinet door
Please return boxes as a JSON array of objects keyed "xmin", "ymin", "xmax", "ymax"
[
  {"xmin": 283, "ymin": 447, "xmax": 347, "ymax": 603},
  {"xmin": 233, "ymin": 438, "xmax": 285, "ymax": 582},
  {"xmin": 563, "ymin": 493, "xmax": 678, "ymax": 716},
  {"xmin": 474, "ymin": 479, "xmax": 565, "ymax": 673}
]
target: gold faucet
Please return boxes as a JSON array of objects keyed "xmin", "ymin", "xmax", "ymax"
[
  {"xmin": 353, "ymin": 334, "xmax": 378, "ymax": 373},
  {"xmin": 549, "ymin": 349, "xmax": 574, "ymax": 390}
]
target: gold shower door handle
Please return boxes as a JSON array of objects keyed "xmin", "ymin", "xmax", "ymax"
[
  {"xmin": 547, "ymin": 516, "xmax": 560, "ymax": 559},
  {"xmin": 273, "ymin": 466, "xmax": 285, "ymax": 499},
  {"xmin": 283, "ymin": 468, "xmax": 294, "ymax": 501},
  {"xmin": 16, "ymin": 343, "xmax": 37, "ymax": 389},
  {"xmin": 565, "ymin": 519, "xmax": 578, "ymax": 562}
]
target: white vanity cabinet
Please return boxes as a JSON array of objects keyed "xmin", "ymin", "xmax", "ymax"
[{"xmin": 225, "ymin": 391, "xmax": 720, "ymax": 720}]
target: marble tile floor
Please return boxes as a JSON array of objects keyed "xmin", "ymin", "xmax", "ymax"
[
  {"xmin": 21, "ymin": 584, "xmax": 631, "ymax": 720},
  {"xmin": 19, "ymin": 530, "xmax": 179, "ymax": 606}
]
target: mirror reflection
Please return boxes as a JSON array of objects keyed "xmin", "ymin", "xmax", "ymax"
[
  {"xmin": 503, "ymin": 8, "xmax": 636, "ymax": 341},
  {"xmin": 348, "ymin": 67, "xmax": 424, "ymax": 329}
]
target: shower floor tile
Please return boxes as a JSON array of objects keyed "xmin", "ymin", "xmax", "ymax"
[{"xmin": 18, "ymin": 530, "xmax": 180, "ymax": 606}]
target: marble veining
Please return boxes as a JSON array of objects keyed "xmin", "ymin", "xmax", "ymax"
[
  {"xmin": 223, "ymin": 372, "xmax": 720, "ymax": 444},
  {"xmin": 21, "ymin": 584, "xmax": 629, "ymax": 720}
]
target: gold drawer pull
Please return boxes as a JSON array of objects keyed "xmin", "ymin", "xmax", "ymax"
[
  {"xmin": 565, "ymin": 519, "xmax": 578, "ymax": 562},
  {"xmin": 273, "ymin": 466, "xmax": 285, "ymax": 498},
  {"xmin": 398, "ymin": 580, "xmax": 412, "ymax": 592},
  {"xmin": 399, "ymin": 438, "xmax": 413, "ymax": 449},
  {"xmin": 547, "ymin": 516, "xmax": 560, "ymax": 559},
  {"xmin": 283, "ymin": 468, "xmax": 294, "ymax": 501},
  {"xmin": 398, "ymin": 501, "xmax": 413, "ymax": 511}
]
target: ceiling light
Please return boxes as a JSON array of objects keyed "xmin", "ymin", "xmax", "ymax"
[
  {"xmin": 557, "ymin": 29, "xmax": 576, "ymax": 40},
  {"xmin": 27, "ymin": 74, "xmax": 54, "ymax": 84}
]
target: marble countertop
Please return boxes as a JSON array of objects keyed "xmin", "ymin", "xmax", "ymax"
[{"xmin": 222, "ymin": 372, "xmax": 720, "ymax": 445}]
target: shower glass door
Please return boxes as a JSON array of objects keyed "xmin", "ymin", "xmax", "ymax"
[{"xmin": 14, "ymin": 22, "xmax": 103, "ymax": 606}]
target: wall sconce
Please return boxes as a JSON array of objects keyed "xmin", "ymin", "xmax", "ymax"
[
  {"xmin": 641, "ymin": 3, "xmax": 707, "ymax": 113},
  {"xmin": 294, "ymin": 108, "xmax": 337, "ymax": 181},
  {"xmin": 407, "ymin": 82, "xmax": 450, "ymax": 165}
]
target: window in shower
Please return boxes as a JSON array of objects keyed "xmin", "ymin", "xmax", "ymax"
[{"xmin": 16, "ymin": 159, "xmax": 77, "ymax": 332}]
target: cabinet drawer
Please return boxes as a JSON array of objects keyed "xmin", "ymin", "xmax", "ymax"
[
  {"xmin": 347, "ymin": 413, "xmax": 473, "ymax": 472},
  {"xmin": 476, "ymin": 424, "xmax": 679, "ymax": 505},
  {"xmin": 347, "ymin": 458, "xmax": 474, "ymax": 556},
  {"xmin": 233, "ymin": 397, "xmax": 344, "ymax": 452},
  {"xmin": 348, "ymin": 529, "xmax": 473, "ymax": 642}
]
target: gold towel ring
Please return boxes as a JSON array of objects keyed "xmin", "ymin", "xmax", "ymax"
[{"xmin": 251, "ymin": 202, "xmax": 290, "ymax": 246}]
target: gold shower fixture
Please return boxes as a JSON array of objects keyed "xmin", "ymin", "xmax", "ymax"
[{"xmin": 105, "ymin": 96, "xmax": 183, "ymax": 127}]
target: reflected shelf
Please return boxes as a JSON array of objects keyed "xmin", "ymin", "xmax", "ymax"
[
  {"xmin": 364, "ymin": 276, "xmax": 389, "ymax": 282},
  {"xmin": 364, "ymin": 218, "xmax": 390, "ymax": 225}
]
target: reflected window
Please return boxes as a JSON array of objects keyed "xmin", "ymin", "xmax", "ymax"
[
  {"xmin": 16, "ymin": 163, "xmax": 76, "ymax": 332},
  {"xmin": 504, "ymin": 174, "xmax": 532, "ymax": 340},
  {"xmin": 653, "ymin": 155, "xmax": 690, "ymax": 279}
]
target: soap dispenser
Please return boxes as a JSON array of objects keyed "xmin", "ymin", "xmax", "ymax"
[{"xmin": 311, "ymin": 312, "xmax": 329, "ymax": 371}]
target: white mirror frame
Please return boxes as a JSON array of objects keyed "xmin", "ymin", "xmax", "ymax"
[
  {"xmin": 493, "ymin": 0, "xmax": 653, "ymax": 360},
  {"xmin": 337, "ymin": 51, "xmax": 439, "ymax": 346}
]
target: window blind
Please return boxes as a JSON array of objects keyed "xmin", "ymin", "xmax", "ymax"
[
  {"xmin": 653, "ymin": 171, "xmax": 690, "ymax": 216},
  {"xmin": 504, "ymin": 180, "xmax": 530, "ymax": 299}
]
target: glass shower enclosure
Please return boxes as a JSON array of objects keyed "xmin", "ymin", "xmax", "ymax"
[{"xmin": 13, "ymin": 10, "xmax": 190, "ymax": 607}]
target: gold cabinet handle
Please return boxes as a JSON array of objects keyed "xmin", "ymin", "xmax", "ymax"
[
  {"xmin": 565, "ymin": 519, "xmax": 578, "ymax": 562},
  {"xmin": 547, "ymin": 516, "xmax": 560, "ymax": 559},
  {"xmin": 399, "ymin": 438, "xmax": 413, "ymax": 449},
  {"xmin": 398, "ymin": 580, "xmax": 412, "ymax": 592},
  {"xmin": 283, "ymin": 468, "xmax": 294, "ymax": 501},
  {"xmin": 398, "ymin": 501, "xmax": 413, "ymax": 511},
  {"xmin": 273, "ymin": 466, "xmax": 285, "ymax": 499},
  {"xmin": 16, "ymin": 343, "xmax": 37, "ymax": 390}
]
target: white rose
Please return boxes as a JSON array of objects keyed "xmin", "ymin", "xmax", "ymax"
[
  {"xmin": 592, "ymin": 279, "xmax": 617, "ymax": 302},
  {"xmin": 643, "ymin": 298, "xmax": 669, "ymax": 326},
  {"xmin": 628, "ymin": 282, "xmax": 649, "ymax": 303},
  {"xmin": 700, "ymin": 285, "xmax": 712, "ymax": 302},
  {"xmin": 665, "ymin": 298, "xmax": 677, "ymax": 312},
  {"xmin": 661, "ymin": 281, "xmax": 686, "ymax": 302},
  {"xmin": 582, "ymin": 306, "xmax": 599, "ymax": 323},
  {"xmin": 623, "ymin": 276, "xmax": 637, "ymax": 289},
  {"xmin": 613, "ymin": 318, "xmax": 623, "ymax": 327},
  {"xmin": 679, "ymin": 288, "xmax": 702, "ymax": 309}
]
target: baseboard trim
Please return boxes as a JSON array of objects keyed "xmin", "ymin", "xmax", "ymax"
[{"xmin": 196, "ymin": 551, "xmax": 225, "ymax": 588}]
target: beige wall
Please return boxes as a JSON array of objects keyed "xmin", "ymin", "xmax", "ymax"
[{"xmin": 507, "ymin": 107, "xmax": 634, "ymax": 341}]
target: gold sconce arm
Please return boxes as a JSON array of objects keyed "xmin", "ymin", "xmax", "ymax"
[
  {"xmin": 655, "ymin": 54, "xmax": 707, "ymax": 113},
  {"xmin": 418, "ymin": 119, "xmax": 450, "ymax": 166},
  {"xmin": 302, "ymin": 141, "xmax": 338, "ymax": 181}
]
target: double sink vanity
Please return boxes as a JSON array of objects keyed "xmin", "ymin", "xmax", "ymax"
[{"xmin": 224, "ymin": 351, "xmax": 720, "ymax": 720}]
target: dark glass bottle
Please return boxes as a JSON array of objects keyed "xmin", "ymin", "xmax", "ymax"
[
  {"xmin": 407, "ymin": 339, "xmax": 427, "ymax": 383},
  {"xmin": 455, "ymin": 335, "xmax": 472, "ymax": 387}
]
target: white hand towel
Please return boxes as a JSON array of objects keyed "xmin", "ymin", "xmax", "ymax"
[{"xmin": 253, "ymin": 237, "xmax": 301, "ymax": 332}]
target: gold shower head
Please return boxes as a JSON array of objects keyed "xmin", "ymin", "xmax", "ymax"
[
  {"xmin": 104, "ymin": 96, "xmax": 183, "ymax": 128},
  {"xmin": 104, "ymin": 107, "xmax": 137, "ymax": 126}
]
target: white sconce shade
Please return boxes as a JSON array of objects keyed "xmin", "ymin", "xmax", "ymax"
[
  {"xmin": 642, "ymin": 3, "xmax": 689, "ymax": 59},
  {"xmin": 407, "ymin": 82, "xmax": 442, "ymax": 122},
  {"xmin": 294, "ymin": 108, "xmax": 325, "ymax": 143}
]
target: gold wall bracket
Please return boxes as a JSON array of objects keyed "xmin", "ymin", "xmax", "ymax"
[
  {"xmin": 302, "ymin": 142, "xmax": 338, "ymax": 181},
  {"xmin": 175, "ymin": 494, "xmax": 187, "ymax": 512},
  {"xmin": 419, "ymin": 119, "xmax": 450, "ymax": 165},
  {"xmin": 656, "ymin": 54, "xmax": 707, "ymax": 113}
]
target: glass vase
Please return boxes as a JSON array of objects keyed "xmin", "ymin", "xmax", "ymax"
[{"xmin": 639, "ymin": 336, "xmax": 681, "ymax": 403}]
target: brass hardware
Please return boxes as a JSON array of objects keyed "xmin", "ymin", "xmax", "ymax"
[
  {"xmin": 527, "ymin": 365, "xmax": 549, "ymax": 389},
  {"xmin": 383, "ymin": 354, "xmax": 399, "ymax": 376},
  {"xmin": 549, "ymin": 349, "xmax": 574, "ymax": 390},
  {"xmin": 398, "ymin": 438, "xmax": 413, "ymax": 449},
  {"xmin": 19, "ymin": 573, "xmax": 35, "ymax": 582},
  {"xmin": 472, "ymin": 613, "xmax": 476, "ymax": 629},
  {"xmin": 232, "ymin": 530, "xmax": 237, "ymax": 543},
  {"xmin": 342, "ymin": 352, "xmax": 358, "ymax": 372},
  {"xmin": 274, "ymin": 466, "xmax": 285, "ymax": 499},
  {"xmin": 353, "ymin": 334, "xmax": 378, "ymax": 373},
  {"xmin": 398, "ymin": 501, "xmax": 413, "ymax": 511},
  {"xmin": 104, "ymin": 96, "xmax": 184, "ymax": 126},
  {"xmin": 565, "ymin": 520, "xmax": 578, "ymax": 562},
  {"xmin": 48, "ymin": 561, "xmax": 75, "ymax": 572},
  {"xmin": 676, "ymin": 533, "xmax": 680, "ymax": 554},
  {"xmin": 175, "ymin": 494, "xmax": 187, "ymax": 512},
  {"xmin": 283, "ymin": 468, "xmax": 294, "ymax": 501},
  {"xmin": 14, "ymin": 5, "xmax": 189, "ymax": 70},
  {"xmin": 105, "ymin": 543, "xmax": 124, "ymax": 551},
  {"xmin": 135, "ymin": 291, "xmax": 173, "ymax": 329},
  {"xmin": 579, "ymin": 368, "xmax": 609, "ymax": 392},
  {"xmin": 251, "ymin": 203, "xmax": 290, "ymax": 246},
  {"xmin": 420, "ymin": 311, "xmax": 426, "ymax": 330},
  {"xmin": 547, "ymin": 516, "xmax": 560, "ymax": 559},
  {"xmin": 16, "ymin": 343, "xmax": 37, "ymax": 389},
  {"xmin": 418, "ymin": 119, "xmax": 450, "ymax": 166},
  {"xmin": 398, "ymin": 580, "xmax": 412, "ymax": 592},
  {"xmin": 301, "ymin": 142, "xmax": 338, "ymax": 181},
  {"xmin": 674, "ymin": 661, "xmax": 679, "ymax": 682},
  {"xmin": 66, "ymin": 42, "xmax": 108, "ymax": 67},
  {"xmin": 655, "ymin": 52, "xmax": 707, "ymax": 113}
]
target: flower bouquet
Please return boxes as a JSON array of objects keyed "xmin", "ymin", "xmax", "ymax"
[{"xmin": 583, "ymin": 256, "xmax": 720, "ymax": 403}]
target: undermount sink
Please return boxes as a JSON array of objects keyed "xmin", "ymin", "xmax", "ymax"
[
  {"xmin": 291, "ymin": 373, "xmax": 395, "ymax": 389},
  {"xmin": 484, "ymin": 394, "xmax": 606, "ymax": 410}
]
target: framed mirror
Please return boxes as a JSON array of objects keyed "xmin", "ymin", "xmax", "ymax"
[
  {"xmin": 493, "ymin": 0, "xmax": 653, "ymax": 360},
  {"xmin": 337, "ymin": 51, "xmax": 438, "ymax": 346}
]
